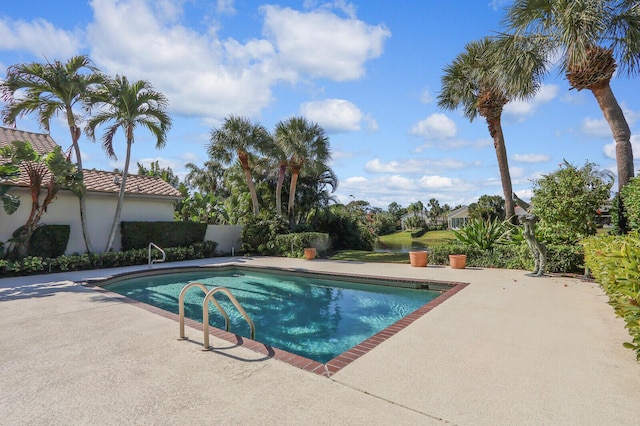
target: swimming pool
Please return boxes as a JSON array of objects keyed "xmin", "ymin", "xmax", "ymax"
[{"xmin": 102, "ymin": 266, "xmax": 459, "ymax": 368}]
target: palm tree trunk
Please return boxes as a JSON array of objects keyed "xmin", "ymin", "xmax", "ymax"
[
  {"xmin": 487, "ymin": 115, "xmax": 516, "ymax": 222},
  {"xmin": 276, "ymin": 162, "xmax": 286, "ymax": 215},
  {"xmin": 69, "ymin": 124, "xmax": 93, "ymax": 253},
  {"xmin": 238, "ymin": 151, "xmax": 260, "ymax": 216},
  {"xmin": 288, "ymin": 168, "xmax": 300, "ymax": 222},
  {"xmin": 105, "ymin": 137, "xmax": 132, "ymax": 252},
  {"xmin": 590, "ymin": 82, "xmax": 634, "ymax": 190}
]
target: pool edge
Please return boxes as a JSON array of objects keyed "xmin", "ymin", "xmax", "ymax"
[{"xmin": 86, "ymin": 264, "xmax": 469, "ymax": 377}]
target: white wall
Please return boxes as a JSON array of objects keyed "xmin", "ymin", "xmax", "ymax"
[
  {"xmin": 204, "ymin": 225, "xmax": 242, "ymax": 255},
  {"xmin": 1, "ymin": 188, "xmax": 177, "ymax": 254}
]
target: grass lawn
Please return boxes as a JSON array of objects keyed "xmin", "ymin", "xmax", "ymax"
[
  {"xmin": 329, "ymin": 250, "xmax": 410, "ymax": 263},
  {"xmin": 378, "ymin": 230, "xmax": 455, "ymax": 246},
  {"xmin": 329, "ymin": 230, "xmax": 456, "ymax": 263}
]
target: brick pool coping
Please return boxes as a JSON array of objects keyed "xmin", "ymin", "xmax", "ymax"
[{"xmin": 90, "ymin": 276, "xmax": 468, "ymax": 378}]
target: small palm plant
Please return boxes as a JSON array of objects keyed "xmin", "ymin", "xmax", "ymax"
[{"xmin": 452, "ymin": 217, "xmax": 511, "ymax": 250}]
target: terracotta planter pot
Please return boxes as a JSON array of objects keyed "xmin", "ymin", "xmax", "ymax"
[
  {"xmin": 304, "ymin": 247, "xmax": 317, "ymax": 260},
  {"xmin": 449, "ymin": 254, "xmax": 467, "ymax": 269},
  {"xmin": 409, "ymin": 251, "xmax": 428, "ymax": 267}
]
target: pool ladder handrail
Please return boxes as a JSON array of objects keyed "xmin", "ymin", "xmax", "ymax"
[
  {"xmin": 148, "ymin": 242, "xmax": 166, "ymax": 267},
  {"xmin": 178, "ymin": 282, "xmax": 255, "ymax": 350}
]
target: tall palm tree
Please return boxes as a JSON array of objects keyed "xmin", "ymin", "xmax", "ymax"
[
  {"xmin": 184, "ymin": 160, "xmax": 226, "ymax": 196},
  {"xmin": 438, "ymin": 36, "xmax": 548, "ymax": 222},
  {"xmin": 274, "ymin": 117, "xmax": 330, "ymax": 222},
  {"xmin": 85, "ymin": 75, "xmax": 172, "ymax": 252},
  {"xmin": 1, "ymin": 55, "xmax": 103, "ymax": 253},
  {"xmin": 505, "ymin": 0, "xmax": 640, "ymax": 231},
  {"xmin": 208, "ymin": 115, "xmax": 272, "ymax": 216}
]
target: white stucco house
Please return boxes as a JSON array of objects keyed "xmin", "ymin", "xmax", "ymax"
[
  {"xmin": 1, "ymin": 127, "xmax": 184, "ymax": 254},
  {"xmin": 447, "ymin": 206, "xmax": 470, "ymax": 230}
]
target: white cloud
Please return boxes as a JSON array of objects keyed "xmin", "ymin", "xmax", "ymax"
[
  {"xmin": 410, "ymin": 113, "xmax": 457, "ymax": 140},
  {"xmin": 504, "ymin": 84, "xmax": 559, "ymax": 118},
  {"xmin": 86, "ymin": 0, "xmax": 388, "ymax": 122},
  {"xmin": 365, "ymin": 157, "xmax": 469, "ymax": 174},
  {"xmin": 261, "ymin": 5, "xmax": 390, "ymax": 81},
  {"xmin": 217, "ymin": 0, "xmax": 236, "ymax": 15},
  {"xmin": 420, "ymin": 88, "xmax": 433, "ymax": 104},
  {"xmin": 300, "ymin": 98, "xmax": 365, "ymax": 133},
  {"xmin": 512, "ymin": 153, "xmax": 550, "ymax": 163},
  {"xmin": 0, "ymin": 17, "xmax": 82, "ymax": 58},
  {"xmin": 335, "ymin": 174, "xmax": 477, "ymax": 208},
  {"xmin": 581, "ymin": 117, "xmax": 612, "ymax": 139},
  {"xmin": 417, "ymin": 175, "xmax": 458, "ymax": 189}
]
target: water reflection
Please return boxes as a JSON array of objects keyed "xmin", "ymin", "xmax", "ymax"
[{"xmin": 374, "ymin": 240, "xmax": 429, "ymax": 253}]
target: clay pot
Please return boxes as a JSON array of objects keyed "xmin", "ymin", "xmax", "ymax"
[
  {"xmin": 304, "ymin": 247, "xmax": 317, "ymax": 260},
  {"xmin": 449, "ymin": 254, "xmax": 467, "ymax": 269},
  {"xmin": 409, "ymin": 251, "xmax": 428, "ymax": 267}
]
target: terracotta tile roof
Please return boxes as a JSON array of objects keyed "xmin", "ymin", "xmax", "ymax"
[
  {"xmin": 1, "ymin": 127, "xmax": 183, "ymax": 199},
  {"xmin": 0, "ymin": 127, "xmax": 61, "ymax": 154},
  {"xmin": 82, "ymin": 169, "xmax": 183, "ymax": 198}
]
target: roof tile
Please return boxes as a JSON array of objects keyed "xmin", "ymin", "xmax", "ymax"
[{"xmin": 0, "ymin": 127, "xmax": 182, "ymax": 199}]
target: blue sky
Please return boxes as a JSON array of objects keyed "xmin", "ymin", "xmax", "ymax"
[{"xmin": 1, "ymin": 0, "xmax": 638, "ymax": 209}]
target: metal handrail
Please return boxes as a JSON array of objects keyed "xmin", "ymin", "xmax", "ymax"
[
  {"xmin": 202, "ymin": 286, "xmax": 255, "ymax": 349},
  {"xmin": 148, "ymin": 242, "xmax": 166, "ymax": 267},
  {"xmin": 178, "ymin": 282, "xmax": 228, "ymax": 341},
  {"xmin": 177, "ymin": 282, "xmax": 255, "ymax": 351}
]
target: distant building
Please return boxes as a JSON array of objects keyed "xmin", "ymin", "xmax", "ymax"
[{"xmin": 447, "ymin": 206, "xmax": 469, "ymax": 230}]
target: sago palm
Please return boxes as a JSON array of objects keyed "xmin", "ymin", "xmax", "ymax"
[
  {"xmin": 86, "ymin": 75, "xmax": 172, "ymax": 252},
  {"xmin": 1, "ymin": 55, "xmax": 103, "ymax": 252}
]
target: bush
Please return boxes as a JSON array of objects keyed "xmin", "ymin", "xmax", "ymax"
[
  {"xmin": 583, "ymin": 233, "xmax": 640, "ymax": 360},
  {"xmin": 241, "ymin": 215, "xmax": 290, "ymax": 255},
  {"xmin": 28, "ymin": 225, "xmax": 70, "ymax": 258},
  {"xmin": 533, "ymin": 161, "xmax": 613, "ymax": 244},
  {"xmin": 121, "ymin": 221, "xmax": 207, "ymax": 250},
  {"xmin": 621, "ymin": 177, "xmax": 640, "ymax": 231},
  {"xmin": 0, "ymin": 241, "xmax": 218, "ymax": 278},
  {"xmin": 452, "ymin": 218, "xmax": 510, "ymax": 250},
  {"xmin": 274, "ymin": 232, "xmax": 330, "ymax": 258},
  {"xmin": 428, "ymin": 241, "xmax": 583, "ymax": 274}
]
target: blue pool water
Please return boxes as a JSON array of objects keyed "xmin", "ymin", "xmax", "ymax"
[{"xmin": 105, "ymin": 268, "xmax": 440, "ymax": 363}]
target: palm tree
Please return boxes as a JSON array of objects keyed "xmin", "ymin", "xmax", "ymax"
[
  {"xmin": 438, "ymin": 36, "xmax": 548, "ymax": 222},
  {"xmin": 85, "ymin": 75, "xmax": 172, "ymax": 252},
  {"xmin": 184, "ymin": 160, "xmax": 227, "ymax": 196},
  {"xmin": 505, "ymin": 0, "xmax": 640, "ymax": 231},
  {"xmin": 208, "ymin": 115, "xmax": 272, "ymax": 216},
  {"xmin": 274, "ymin": 117, "xmax": 330, "ymax": 222},
  {"xmin": 1, "ymin": 55, "xmax": 103, "ymax": 253}
]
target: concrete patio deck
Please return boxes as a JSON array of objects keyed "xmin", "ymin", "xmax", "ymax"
[{"xmin": 1, "ymin": 257, "xmax": 639, "ymax": 425}]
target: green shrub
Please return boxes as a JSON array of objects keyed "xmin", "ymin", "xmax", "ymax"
[
  {"xmin": 621, "ymin": 177, "xmax": 640, "ymax": 231},
  {"xmin": 274, "ymin": 232, "xmax": 330, "ymax": 258},
  {"xmin": 241, "ymin": 215, "xmax": 290, "ymax": 255},
  {"xmin": 0, "ymin": 241, "xmax": 218, "ymax": 278},
  {"xmin": 28, "ymin": 225, "xmax": 70, "ymax": 258},
  {"xmin": 428, "ymin": 241, "xmax": 583, "ymax": 273},
  {"xmin": 121, "ymin": 221, "xmax": 207, "ymax": 250},
  {"xmin": 583, "ymin": 233, "xmax": 640, "ymax": 360},
  {"xmin": 452, "ymin": 218, "xmax": 510, "ymax": 250}
]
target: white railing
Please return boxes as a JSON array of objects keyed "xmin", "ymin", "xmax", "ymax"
[{"xmin": 148, "ymin": 242, "xmax": 166, "ymax": 267}]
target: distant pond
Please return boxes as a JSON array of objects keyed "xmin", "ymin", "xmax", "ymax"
[{"xmin": 373, "ymin": 240, "xmax": 429, "ymax": 253}]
